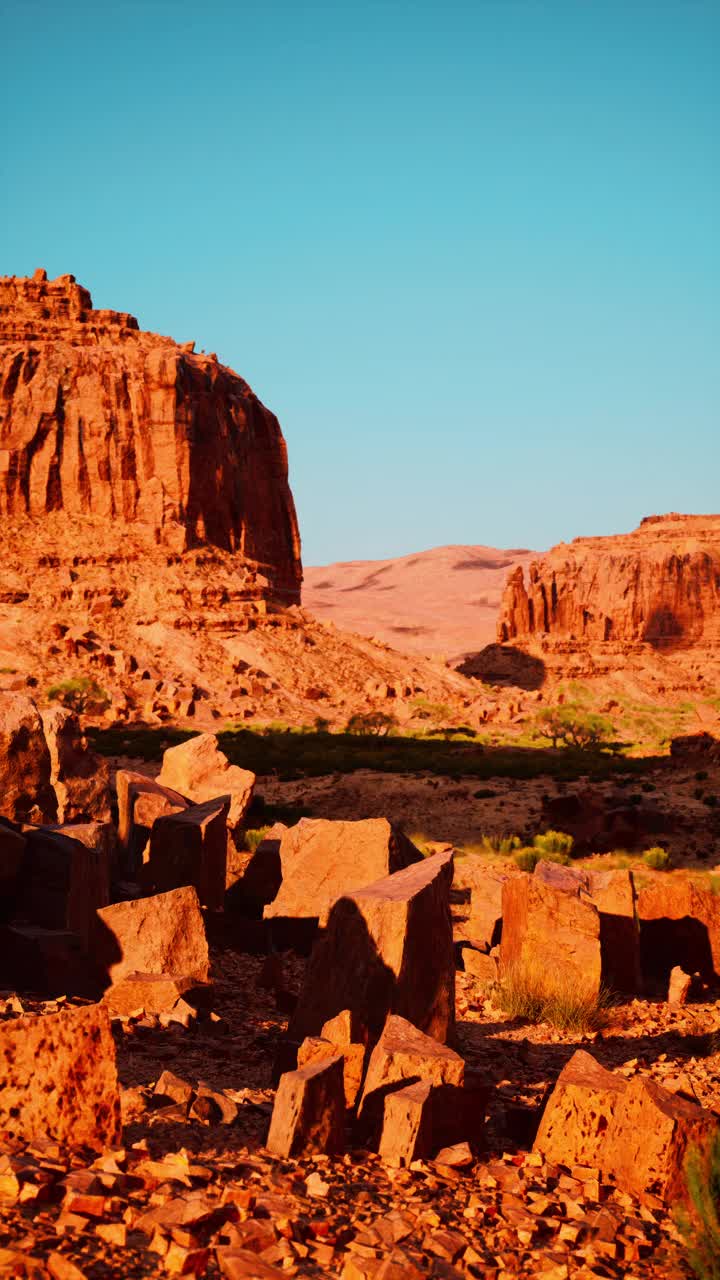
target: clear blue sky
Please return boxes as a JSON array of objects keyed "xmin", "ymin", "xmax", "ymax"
[{"xmin": 3, "ymin": 1, "xmax": 718, "ymax": 564}]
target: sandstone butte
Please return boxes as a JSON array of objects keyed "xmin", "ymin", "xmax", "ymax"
[
  {"xmin": 0, "ymin": 271, "xmax": 472, "ymax": 729},
  {"xmin": 498, "ymin": 513, "xmax": 720, "ymax": 651}
]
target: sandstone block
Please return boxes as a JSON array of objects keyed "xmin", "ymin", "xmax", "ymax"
[
  {"xmin": 378, "ymin": 1080, "xmax": 480, "ymax": 1167},
  {"xmin": 500, "ymin": 866, "xmax": 602, "ymax": 997},
  {"xmin": 0, "ymin": 925, "xmax": 91, "ymax": 996},
  {"xmin": 102, "ymin": 972, "xmax": 203, "ymax": 1017},
  {"xmin": 266, "ymin": 1056, "xmax": 345, "ymax": 1158},
  {"xmin": 0, "ymin": 1002, "xmax": 120, "ymax": 1147},
  {"xmin": 289, "ymin": 849, "xmax": 455, "ymax": 1045},
  {"xmin": 638, "ymin": 877, "xmax": 720, "ymax": 983},
  {"xmin": 95, "ymin": 886, "xmax": 209, "ymax": 985},
  {"xmin": 116, "ymin": 771, "xmax": 188, "ymax": 873},
  {"xmin": 0, "ymin": 694, "xmax": 56, "ymax": 824},
  {"xmin": 158, "ymin": 734, "xmax": 254, "ymax": 831},
  {"xmin": 464, "ymin": 866, "xmax": 508, "ymax": 951},
  {"xmin": 534, "ymin": 1049, "xmax": 716, "ymax": 1200},
  {"xmin": 143, "ymin": 795, "xmax": 229, "ymax": 910},
  {"xmin": 40, "ymin": 707, "xmax": 111, "ymax": 823},
  {"xmin": 264, "ymin": 817, "xmax": 422, "ymax": 929},
  {"xmin": 668, "ymin": 966, "xmax": 693, "ymax": 1005},
  {"xmin": 358, "ymin": 1014, "xmax": 464, "ymax": 1138},
  {"xmin": 16, "ymin": 826, "xmax": 110, "ymax": 948},
  {"xmin": 297, "ymin": 1009, "xmax": 367, "ymax": 1108}
]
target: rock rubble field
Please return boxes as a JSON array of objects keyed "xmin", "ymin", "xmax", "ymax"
[{"xmin": 0, "ymin": 694, "xmax": 718, "ymax": 1279}]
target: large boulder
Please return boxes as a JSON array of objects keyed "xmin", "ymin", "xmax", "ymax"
[
  {"xmin": 500, "ymin": 864, "xmax": 602, "ymax": 997},
  {"xmin": 289, "ymin": 849, "xmax": 455, "ymax": 1045},
  {"xmin": 158, "ymin": 734, "xmax": 254, "ymax": 832},
  {"xmin": 142, "ymin": 796, "xmax": 230, "ymax": 910},
  {"xmin": 0, "ymin": 1002, "xmax": 121, "ymax": 1147},
  {"xmin": 534, "ymin": 1049, "xmax": 716, "ymax": 1201},
  {"xmin": 637, "ymin": 876, "xmax": 720, "ymax": 984},
  {"xmin": 0, "ymin": 694, "xmax": 56, "ymax": 824},
  {"xmin": 40, "ymin": 706, "xmax": 112, "ymax": 823},
  {"xmin": 266, "ymin": 1056, "xmax": 345, "ymax": 1158},
  {"xmin": 264, "ymin": 818, "xmax": 423, "ymax": 930},
  {"xmin": 357, "ymin": 1014, "xmax": 465, "ymax": 1140},
  {"xmin": 95, "ymin": 886, "xmax": 209, "ymax": 985}
]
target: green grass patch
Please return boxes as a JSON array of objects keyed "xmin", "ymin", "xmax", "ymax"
[{"xmin": 496, "ymin": 966, "xmax": 613, "ymax": 1033}]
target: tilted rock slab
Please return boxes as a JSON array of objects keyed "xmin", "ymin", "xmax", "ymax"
[
  {"xmin": 264, "ymin": 817, "xmax": 423, "ymax": 928},
  {"xmin": 143, "ymin": 795, "xmax": 230, "ymax": 910},
  {"xmin": 116, "ymin": 770, "xmax": 188, "ymax": 873},
  {"xmin": 16, "ymin": 825, "xmax": 110, "ymax": 948},
  {"xmin": 289, "ymin": 849, "xmax": 455, "ymax": 1045},
  {"xmin": 267, "ymin": 1056, "xmax": 345, "ymax": 1158},
  {"xmin": 95, "ymin": 886, "xmax": 209, "ymax": 985},
  {"xmin": 500, "ymin": 864, "xmax": 602, "ymax": 998},
  {"xmin": 0, "ymin": 1002, "xmax": 120, "ymax": 1147},
  {"xmin": 40, "ymin": 706, "xmax": 111, "ymax": 824},
  {"xmin": 534, "ymin": 1049, "xmax": 716, "ymax": 1200},
  {"xmin": 357, "ymin": 1014, "xmax": 465, "ymax": 1141},
  {"xmin": 532, "ymin": 860, "xmax": 641, "ymax": 994},
  {"xmin": 158, "ymin": 734, "xmax": 254, "ymax": 832},
  {"xmin": 378, "ymin": 1079, "xmax": 482, "ymax": 1167},
  {"xmin": 297, "ymin": 1009, "xmax": 367, "ymax": 1108},
  {"xmin": 637, "ymin": 875, "xmax": 720, "ymax": 984},
  {"xmin": 0, "ymin": 694, "xmax": 56, "ymax": 824}
]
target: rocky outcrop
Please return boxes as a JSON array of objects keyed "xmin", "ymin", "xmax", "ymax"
[
  {"xmin": 0, "ymin": 271, "xmax": 302, "ymax": 603},
  {"xmin": 498, "ymin": 514, "xmax": 720, "ymax": 650}
]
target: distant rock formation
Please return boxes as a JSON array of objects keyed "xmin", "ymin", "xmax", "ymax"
[
  {"xmin": 498, "ymin": 514, "xmax": 720, "ymax": 651},
  {"xmin": 0, "ymin": 270, "xmax": 301, "ymax": 602}
]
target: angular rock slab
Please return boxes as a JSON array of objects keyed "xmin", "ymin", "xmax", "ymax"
[
  {"xmin": 378, "ymin": 1079, "xmax": 482, "ymax": 1167},
  {"xmin": 116, "ymin": 770, "xmax": 188, "ymax": 873},
  {"xmin": 534, "ymin": 1049, "xmax": 716, "ymax": 1200},
  {"xmin": 358, "ymin": 1014, "xmax": 464, "ymax": 1136},
  {"xmin": 264, "ymin": 817, "xmax": 422, "ymax": 929},
  {"xmin": 102, "ymin": 971, "xmax": 203, "ymax": 1016},
  {"xmin": 289, "ymin": 849, "xmax": 455, "ymax": 1044},
  {"xmin": 95, "ymin": 885, "xmax": 209, "ymax": 985},
  {"xmin": 532, "ymin": 860, "xmax": 641, "ymax": 994},
  {"xmin": 637, "ymin": 876, "xmax": 720, "ymax": 983},
  {"xmin": 500, "ymin": 864, "xmax": 602, "ymax": 997},
  {"xmin": 158, "ymin": 734, "xmax": 254, "ymax": 832},
  {"xmin": 16, "ymin": 826, "xmax": 110, "ymax": 947},
  {"xmin": 0, "ymin": 693, "xmax": 56, "ymax": 824},
  {"xmin": 266, "ymin": 1055, "xmax": 345, "ymax": 1158},
  {"xmin": 297, "ymin": 1009, "xmax": 367, "ymax": 1108},
  {"xmin": 0, "ymin": 1002, "xmax": 120, "ymax": 1147},
  {"xmin": 143, "ymin": 795, "xmax": 230, "ymax": 910},
  {"xmin": 41, "ymin": 706, "xmax": 111, "ymax": 824}
]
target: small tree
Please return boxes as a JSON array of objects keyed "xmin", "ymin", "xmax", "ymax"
[
  {"xmin": 535, "ymin": 705, "xmax": 616, "ymax": 752},
  {"xmin": 345, "ymin": 711, "xmax": 396, "ymax": 737},
  {"xmin": 47, "ymin": 675, "xmax": 110, "ymax": 714}
]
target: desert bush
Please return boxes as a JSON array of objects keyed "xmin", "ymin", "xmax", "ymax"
[
  {"xmin": 677, "ymin": 1130, "xmax": 720, "ymax": 1280},
  {"xmin": 345, "ymin": 711, "xmax": 396, "ymax": 737},
  {"xmin": 47, "ymin": 675, "xmax": 110, "ymax": 714},
  {"xmin": 242, "ymin": 826, "xmax": 271, "ymax": 853},
  {"xmin": 535, "ymin": 705, "xmax": 616, "ymax": 752},
  {"xmin": 495, "ymin": 966, "xmax": 611, "ymax": 1033},
  {"xmin": 410, "ymin": 696, "xmax": 453, "ymax": 723},
  {"xmin": 533, "ymin": 829, "xmax": 575, "ymax": 859},
  {"xmin": 480, "ymin": 833, "xmax": 522, "ymax": 856},
  {"xmin": 643, "ymin": 845, "xmax": 672, "ymax": 870},
  {"xmin": 514, "ymin": 847, "xmax": 539, "ymax": 872}
]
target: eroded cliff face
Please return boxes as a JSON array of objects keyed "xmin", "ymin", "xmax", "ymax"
[
  {"xmin": 0, "ymin": 270, "xmax": 301, "ymax": 601},
  {"xmin": 498, "ymin": 515, "xmax": 720, "ymax": 651}
]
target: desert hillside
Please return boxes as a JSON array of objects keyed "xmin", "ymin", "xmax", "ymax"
[{"xmin": 304, "ymin": 544, "xmax": 537, "ymax": 662}]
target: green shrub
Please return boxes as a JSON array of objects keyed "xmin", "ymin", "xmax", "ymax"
[
  {"xmin": 677, "ymin": 1130, "xmax": 720, "ymax": 1280},
  {"xmin": 345, "ymin": 711, "xmax": 396, "ymax": 737},
  {"xmin": 495, "ymin": 965, "xmax": 611, "ymax": 1033},
  {"xmin": 534, "ymin": 705, "xmax": 617, "ymax": 752},
  {"xmin": 533, "ymin": 829, "xmax": 575, "ymax": 859},
  {"xmin": 514, "ymin": 847, "xmax": 539, "ymax": 873},
  {"xmin": 47, "ymin": 676, "xmax": 110, "ymax": 714},
  {"xmin": 643, "ymin": 846, "xmax": 672, "ymax": 871},
  {"xmin": 243, "ymin": 826, "xmax": 271, "ymax": 853}
]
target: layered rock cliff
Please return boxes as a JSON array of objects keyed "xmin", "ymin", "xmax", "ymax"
[
  {"xmin": 0, "ymin": 270, "xmax": 301, "ymax": 601},
  {"xmin": 498, "ymin": 515, "xmax": 720, "ymax": 651}
]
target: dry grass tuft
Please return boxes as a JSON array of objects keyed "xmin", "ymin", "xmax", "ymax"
[{"xmin": 495, "ymin": 964, "xmax": 613, "ymax": 1034}]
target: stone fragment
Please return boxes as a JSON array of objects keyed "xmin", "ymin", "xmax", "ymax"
[
  {"xmin": 16, "ymin": 826, "xmax": 110, "ymax": 947},
  {"xmin": 95, "ymin": 886, "xmax": 209, "ymax": 985},
  {"xmin": 116, "ymin": 770, "xmax": 188, "ymax": 873},
  {"xmin": 265, "ymin": 817, "xmax": 422, "ymax": 929},
  {"xmin": 534, "ymin": 1049, "xmax": 716, "ymax": 1200},
  {"xmin": 297, "ymin": 1012, "xmax": 367, "ymax": 1108},
  {"xmin": 500, "ymin": 864, "xmax": 602, "ymax": 997},
  {"xmin": 358, "ymin": 1014, "xmax": 464, "ymax": 1136},
  {"xmin": 377, "ymin": 1080, "xmax": 475, "ymax": 1166},
  {"xmin": 216, "ymin": 1249, "xmax": 286, "ymax": 1278},
  {"xmin": 461, "ymin": 948, "xmax": 498, "ymax": 982},
  {"xmin": 289, "ymin": 849, "xmax": 455, "ymax": 1044},
  {"xmin": 667, "ymin": 966, "xmax": 693, "ymax": 1006},
  {"xmin": 154, "ymin": 1070, "xmax": 195, "ymax": 1105},
  {"xmin": 142, "ymin": 795, "xmax": 229, "ymax": 909},
  {"xmin": 0, "ymin": 1002, "xmax": 120, "ymax": 1147},
  {"xmin": 102, "ymin": 971, "xmax": 200, "ymax": 1016},
  {"xmin": 40, "ymin": 706, "xmax": 111, "ymax": 823},
  {"xmin": 266, "ymin": 1055, "xmax": 345, "ymax": 1157},
  {"xmin": 158, "ymin": 734, "xmax": 254, "ymax": 831},
  {"xmin": 0, "ymin": 693, "xmax": 56, "ymax": 824},
  {"xmin": 638, "ymin": 877, "xmax": 720, "ymax": 983}
]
